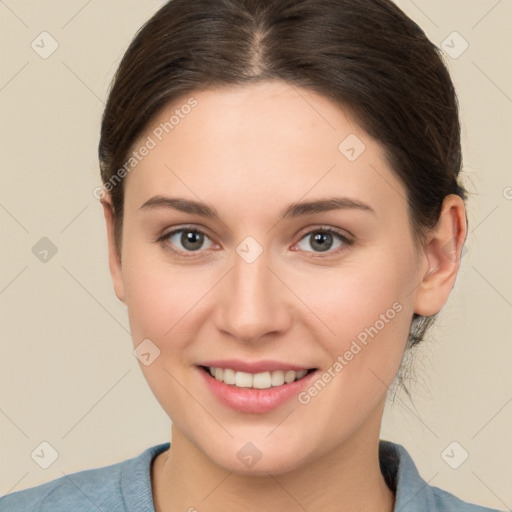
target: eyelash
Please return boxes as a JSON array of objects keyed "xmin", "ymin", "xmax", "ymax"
[{"xmin": 156, "ymin": 225, "xmax": 354, "ymax": 259}]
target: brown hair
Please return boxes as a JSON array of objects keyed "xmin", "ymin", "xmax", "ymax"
[{"xmin": 98, "ymin": 0, "xmax": 467, "ymax": 353}]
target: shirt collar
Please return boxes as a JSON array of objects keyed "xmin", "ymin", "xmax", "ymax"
[{"xmin": 380, "ymin": 440, "xmax": 437, "ymax": 511}]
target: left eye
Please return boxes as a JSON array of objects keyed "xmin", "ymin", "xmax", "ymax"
[{"xmin": 295, "ymin": 228, "xmax": 350, "ymax": 254}]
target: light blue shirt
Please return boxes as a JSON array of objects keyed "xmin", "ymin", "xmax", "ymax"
[{"xmin": 0, "ymin": 440, "xmax": 504, "ymax": 511}]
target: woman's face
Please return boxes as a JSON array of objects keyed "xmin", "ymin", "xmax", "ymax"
[{"xmin": 106, "ymin": 80, "xmax": 431, "ymax": 474}]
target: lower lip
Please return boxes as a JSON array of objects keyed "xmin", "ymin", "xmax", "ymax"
[{"xmin": 197, "ymin": 366, "xmax": 317, "ymax": 414}]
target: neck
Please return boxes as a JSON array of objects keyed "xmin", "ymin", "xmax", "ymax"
[{"xmin": 151, "ymin": 422, "xmax": 395, "ymax": 512}]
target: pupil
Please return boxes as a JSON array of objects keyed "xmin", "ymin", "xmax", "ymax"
[
  {"xmin": 183, "ymin": 231, "xmax": 203, "ymax": 250},
  {"xmin": 312, "ymin": 232, "xmax": 332, "ymax": 252}
]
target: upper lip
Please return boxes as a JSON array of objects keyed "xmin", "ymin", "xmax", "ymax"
[{"xmin": 198, "ymin": 359, "xmax": 315, "ymax": 373}]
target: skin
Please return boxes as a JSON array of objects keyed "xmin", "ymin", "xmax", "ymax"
[{"xmin": 101, "ymin": 80, "xmax": 466, "ymax": 512}]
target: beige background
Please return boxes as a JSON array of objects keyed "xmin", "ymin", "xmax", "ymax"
[{"xmin": 0, "ymin": 0, "xmax": 511, "ymax": 509}]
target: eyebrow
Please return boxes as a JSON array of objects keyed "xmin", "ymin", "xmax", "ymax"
[{"xmin": 139, "ymin": 195, "xmax": 376, "ymax": 219}]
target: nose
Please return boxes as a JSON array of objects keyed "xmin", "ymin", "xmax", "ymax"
[{"xmin": 214, "ymin": 246, "xmax": 292, "ymax": 344}]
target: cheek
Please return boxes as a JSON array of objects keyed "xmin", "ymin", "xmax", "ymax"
[
  {"xmin": 124, "ymin": 266, "xmax": 182, "ymax": 341},
  {"xmin": 121, "ymin": 244, "xmax": 216, "ymax": 353},
  {"xmin": 298, "ymin": 252, "xmax": 413, "ymax": 346},
  {"xmin": 120, "ymin": 249, "xmax": 208, "ymax": 420}
]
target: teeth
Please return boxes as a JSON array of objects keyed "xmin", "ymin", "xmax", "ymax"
[
  {"xmin": 207, "ymin": 367, "xmax": 309, "ymax": 388},
  {"xmin": 223, "ymin": 368, "xmax": 236, "ymax": 385},
  {"xmin": 235, "ymin": 370, "xmax": 253, "ymax": 388},
  {"xmin": 271, "ymin": 370, "xmax": 285, "ymax": 386},
  {"xmin": 284, "ymin": 370, "xmax": 296, "ymax": 383},
  {"xmin": 252, "ymin": 372, "xmax": 272, "ymax": 389}
]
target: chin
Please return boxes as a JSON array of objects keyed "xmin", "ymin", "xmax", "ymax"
[
  {"xmin": 219, "ymin": 450, "xmax": 307, "ymax": 476},
  {"xmin": 194, "ymin": 432, "xmax": 315, "ymax": 476}
]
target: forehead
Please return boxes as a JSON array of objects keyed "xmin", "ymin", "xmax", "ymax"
[{"xmin": 123, "ymin": 80, "xmax": 407, "ymax": 223}]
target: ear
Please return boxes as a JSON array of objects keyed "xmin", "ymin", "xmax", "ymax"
[
  {"xmin": 413, "ymin": 194, "xmax": 467, "ymax": 317},
  {"xmin": 100, "ymin": 194, "xmax": 126, "ymax": 304}
]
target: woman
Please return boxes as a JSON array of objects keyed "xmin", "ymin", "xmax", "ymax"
[{"xmin": 0, "ymin": 0, "xmax": 504, "ymax": 510}]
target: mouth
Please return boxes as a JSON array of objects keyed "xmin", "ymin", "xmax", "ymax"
[
  {"xmin": 199, "ymin": 365, "xmax": 317, "ymax": 389},
  {"xmin": 196, "ymin": 363, "xmax": 319, "ymax": 413}
]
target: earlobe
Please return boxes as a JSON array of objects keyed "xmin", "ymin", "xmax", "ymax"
[
  {"xmin": 100, "ymin": 194, "xmax": 126, "ymax": 304},
  {"xmin": 413, "ymin": 194, "xmax": 467, "ymax": 317}
]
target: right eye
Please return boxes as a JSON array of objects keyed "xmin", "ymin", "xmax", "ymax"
[{"xmin": 157, "ymin": 226, "xmax": 217, "ymax": 257}]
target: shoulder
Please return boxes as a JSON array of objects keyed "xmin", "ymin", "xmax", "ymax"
[
  {"xmin": 0, "ymin": 464, "xmax": 122, "ymax": 512},
  {"xmin": 428, "ymin": 484, "xmax": 503, "ymax": 512},
  {"xmin": 0, "ymin": 443, "xmax": 170, "ymax": 512},
  {"xmin": 379, "ymin": 440, "xmax": 505, "ymax": 512}
]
